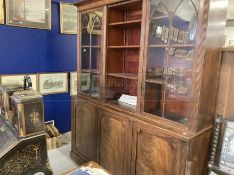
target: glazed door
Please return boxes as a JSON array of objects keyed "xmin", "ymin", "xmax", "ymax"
[
  {"xmin": 142, "ymin": 0, "xmax": 200, "ymax": 126},
  {"xmin": 74, "ymin": 100, "xmax": 98, "ymax": 162},
  {"xmin": 97, "ymin": 110, "xmax": 132, "ymax": 175},
  {"xmin": 78, "ymin": 8, "xmax": 104, "ymax": 99},
  {"xmin": 131, "ymin": 124, "xmax": 187, "ymax": 175}
]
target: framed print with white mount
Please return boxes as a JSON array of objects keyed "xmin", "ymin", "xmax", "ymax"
[
  {"xmin": 0, "ymin": 0, "xmax": 4, "ymax": 24},
  {"xmin": 6, "ymin": 0, "xmax": 51, "ymax": 30},
  {"xmin": 60, "ymin": 2, "xmax": 77, "ymax": 34},
  {"xmin": 38, "ymin": 73, "xmax": 68, "ymax": 95}
]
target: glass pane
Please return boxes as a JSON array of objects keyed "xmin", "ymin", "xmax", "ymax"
[
  {"xmin": 81, "ymin": 13, "xmax": 90, "ymax": 45},
  {"xmin": 149, "ymin": 1, "xmax": 170, "ymax": 45},
  {"xmin": 91, "ymin": 48, "xmax": 101, "ymax": 72},
  {"xmin": 81, "ymin": 47, "xmax": 90, "ymax": 70},
  {"xmin": 164, "ymin": 84, "xmax": 189, "ymax": 124},
  {"xmin": 80, "ymin": 9, "xmax": 102, "ymax": 98},
  {"xmin": 170, "ymin": 0, "xmax": 198, "ymax": 45},
  {"xmin": 92, "ymin": 34, "xmax": 101, "ymax": 45},
  {"xmin": 90, "ymin": 74, "xmax": 100, "ymax": 98},
  {"xmin": 80, "ymin": 73, "xmax": 91, "ymax": 94},
  {"xmin": 146, "ymin": 48, "xmax": 167, "ymax": 84},
  {"xmin": 144, "ymin": 82, "xmax": 165, "ymax": 116},
  {"xmin": 163, "ymin": 46, "xmax": 193, "ymax": 124}
]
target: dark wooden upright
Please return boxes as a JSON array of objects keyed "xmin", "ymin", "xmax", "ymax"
[{"xmin": 71, "ymin": 0, "xmax": 228, "ymax": 174}]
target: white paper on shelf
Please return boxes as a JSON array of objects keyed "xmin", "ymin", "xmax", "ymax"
[{"xmin": 118, "ymin": 94, "xmax": 137, "ymax": 106}]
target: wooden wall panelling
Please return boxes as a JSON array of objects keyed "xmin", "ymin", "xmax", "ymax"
[
  {"xmin": 131, "ymin": 123, "xmax": 187, "ymax": 175},
  {"xmin": 97, "ymin": 109, "xmax": 132, "ymax": 175}
]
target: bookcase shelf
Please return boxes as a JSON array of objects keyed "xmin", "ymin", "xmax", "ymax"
[
  {"xmin": 81, "ymin": 69, "xmax": 100, "ymax": 74},
  {"xmin": 109, "ymin": 20, "xmax": 142, "ymax": 28},
  {"xmin": 108, "ymin": 45, "xmax": 140, "ymax": 49},
  {"xmin": 108, "ymin": 73, "xmax": 138, "ymax": 80}
]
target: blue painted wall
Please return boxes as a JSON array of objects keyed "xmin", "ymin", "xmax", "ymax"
[{"xmin": 0, "ymin": 0, "xmax": 78, "ymax": 133}]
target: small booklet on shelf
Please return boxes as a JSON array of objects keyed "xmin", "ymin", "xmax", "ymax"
[
  {"xmin": 63, "ymin": 161, "xmax": 111, "ymax": 175},
  {"xmin": 118, "ymin": 94, "xmax": 137, "ymax": 106}
]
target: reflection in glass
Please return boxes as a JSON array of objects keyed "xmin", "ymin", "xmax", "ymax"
[
  {"xmin": 171, "ymin": 0, "xmax": 198, "ymax": 44},
  {"xmin": 91, "ymin": 48, "xmax": 101, "ymax": 72},
  {"xmin": 144, "ymin": 82, "xmax": 164, "ymax": 116},
  {"xmin": 146, "ymin": 48, "xmax": 167, "ymax": 83},
  {"xmin": 144, "ymin": 0, "xmax": 198, "ymax": 124},
  {"xmin": 81, "ymin": 47, "xmax": 90, "ymax": 70},
  {"xmin": 91, "ymin": 74, "xmax": 100, "ymax": 98},
  {"xmin": 80, "ymin": 73, "xmax": 90, "ymax": 93}
]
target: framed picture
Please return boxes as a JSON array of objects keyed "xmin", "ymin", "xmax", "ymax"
[
  {"xmin": 60, "ymin": 2, "xmax": 77, "ymax": 34},
  {"xmin": 38, "ymin": 73, "xmax": 68, "ymax": 95},
  {"xmin": 6, "ymin": 0, "xmax": 51, "ymax": 30},
  {"xmin": 0, "ymin": 0, "xmax": 4, "ymax": 24},
  {"xmin": 219, "ymin": 121, "xmax": 234, "ymax": 174},
  {"xmin": 0, "ymin": 74, "xmax": 38, "ymax": 91},
  {"xmin": 80, "ymin": 73, "xmax": 90, "ymax": 91},
  {"xmin": 70, "ymin": 72, "xmax": 77, "ymax": 96}
]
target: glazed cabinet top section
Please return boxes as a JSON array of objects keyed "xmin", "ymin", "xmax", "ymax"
[{"xmin": 76, "ymin": 0, "xmax": 227, "ymax": 133}]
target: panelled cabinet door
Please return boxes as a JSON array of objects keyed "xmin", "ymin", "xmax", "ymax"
[
  {"xmin": 75, "ymin": 101, "xmax": 97, "ymax": 161},
  {"xmin": 98, "ymin": 110, "xmax": 132, "ymax": 175},
  {"xmin": 132, "ymin": 126, "xmax": 187, "ymax": 175}
]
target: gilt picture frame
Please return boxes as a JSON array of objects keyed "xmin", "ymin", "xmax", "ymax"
[
  {"xmin": 60, "ymin": 2, "xmax": 77, "ymax": 34},
  {"xmin": 0, "ymin": 74, "xmax": 38, "ymax": 91},
  {"xmin": 0, "ymin": 0, "xmax": 4, "ymax": 24},
  {"xmin": 38, "ymin": 73, "xmax": 68, "ymax": 95},
  {"xmin": 70, "ymin": 72, "xmax": 77, "ymax": 96},
  {"xmin": 6, "ymin": 0, "xmax": 51, "ymax": 30}
]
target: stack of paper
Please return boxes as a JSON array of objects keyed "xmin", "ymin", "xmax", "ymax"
[{"xmin": 118, "ymin": 94, "xmax": 137, "ymax": 106}]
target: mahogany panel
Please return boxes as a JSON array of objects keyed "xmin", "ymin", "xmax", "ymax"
[
  {"xmin": 98, "ymin": 110, "xmax": 132, "ymax": 175},
  {"xmin": 132, "ymin": 125, "xmax": 187, "ymax": 175},
  {"xmin": 185, "ymin": 128, "xmax": 212, "ymax": 175},
  {"xmin": 75, "ymin": 100, "xmax": 98, "ymax": 162}
]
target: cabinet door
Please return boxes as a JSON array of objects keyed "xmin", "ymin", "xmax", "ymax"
[
  {"xmin": 98, "ymin": 110, "xmax": 132, "ymax": 175},
  {"xmin": 74, "ymin": 100, "xmax": 97, "ymax": 161},
  {"xmin": 132, "ymin": 126, "xmax": 187, "ymax": 175}
]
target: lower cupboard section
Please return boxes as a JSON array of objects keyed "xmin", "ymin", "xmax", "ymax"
[
  {"xmin": 131, "ymin": 126, "xmax": 187, "ymax": 175},
  {"xmin": 71, "ymin": 99, "xmax": 212, "ymax": 175}
]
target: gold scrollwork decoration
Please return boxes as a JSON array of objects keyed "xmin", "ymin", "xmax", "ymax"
[
  {"xmin": 30, "ymin": 109, "xmax": 40, "ymax": 126},
  {"xmin": 1, "ymin": 145, "xmax": 41, "ymax": 174}
]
